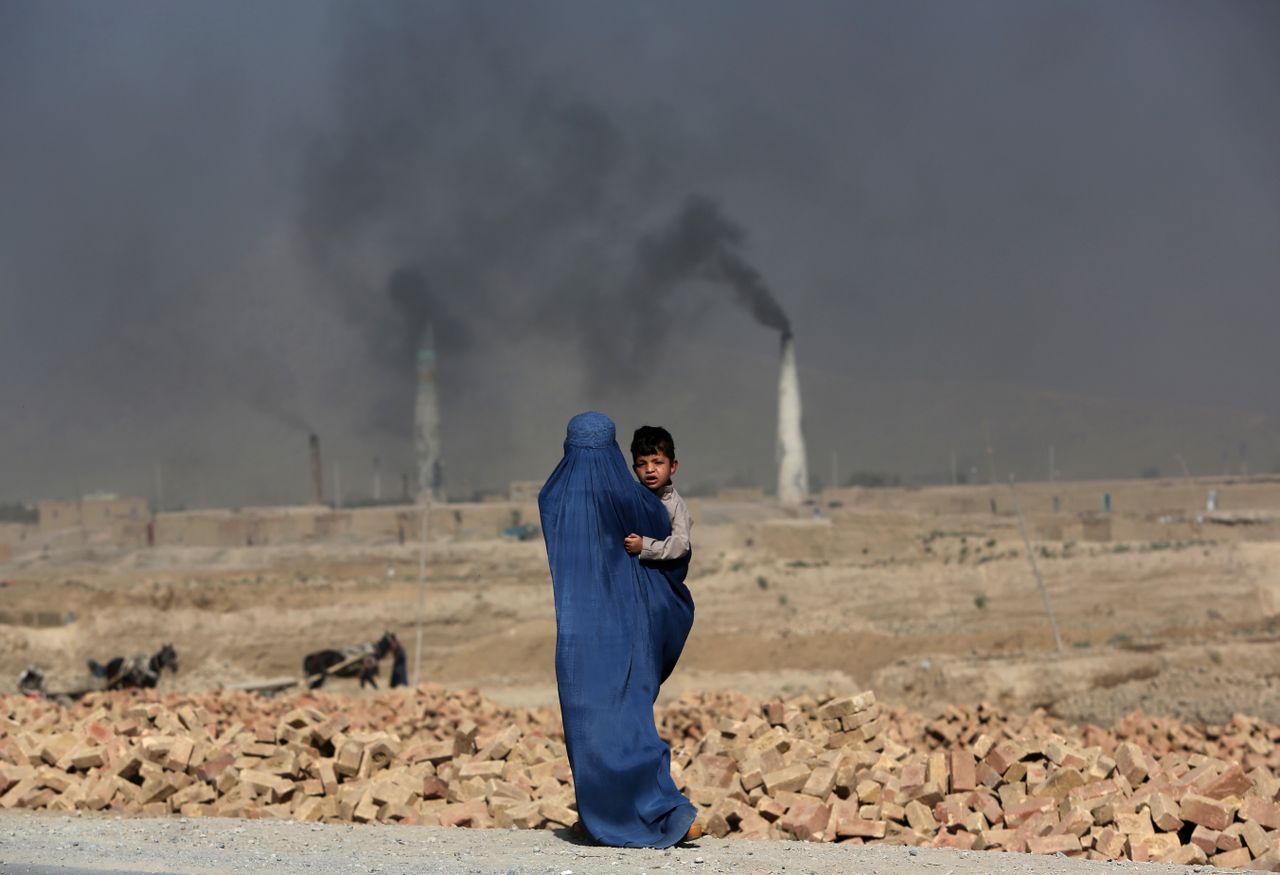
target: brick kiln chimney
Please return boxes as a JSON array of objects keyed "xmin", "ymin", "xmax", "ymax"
[
  {"xmin": 776, "ymin": 332, "xmax": 809, "ymax": 505},
  {"xmin": 414, "ymin": 327, "xmax": 442, "ymax": 503}
]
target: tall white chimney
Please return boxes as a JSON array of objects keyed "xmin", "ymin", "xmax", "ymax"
[
  {"xmin": 776, "ymin": 332, "xmax": 809, "ymax": 505},
  {"xmin": 414, "ymin": 327, "xmax": 442, "ymax": 503}
]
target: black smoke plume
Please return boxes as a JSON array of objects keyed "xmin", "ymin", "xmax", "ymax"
[
  {"xmin": 631, "ymin": 194, "xmax": 791, "ymax": 337},
  {"xmin": 297, "ymin": 6, "xmax": 789, "ymax": 418}
]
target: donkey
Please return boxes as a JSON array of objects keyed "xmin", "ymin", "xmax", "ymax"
[
  {"xmin": 87, "ymin": 643, "xmax": 179, "ymax": 690},
  {"xmin": 303, "ymin": 631, "xmax": 397, "ymax": 689}
]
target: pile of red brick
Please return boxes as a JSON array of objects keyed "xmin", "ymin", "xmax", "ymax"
[
  {"xmin": 2, "ymin": 686, "xmax": 1278, "ymax": 869},
  {"xmin": 664, "ymin": 691, "xmax": 1279, "ymax": 869}
]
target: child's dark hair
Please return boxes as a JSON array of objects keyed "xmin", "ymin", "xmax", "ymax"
[{"xmin": 631, "ymin": 425, "xmax": 676, "ymax": 462}]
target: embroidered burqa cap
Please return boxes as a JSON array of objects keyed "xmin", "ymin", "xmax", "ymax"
[{"xmin": 538, "ymin": 412, "xmax": 696, "ymax": 847}]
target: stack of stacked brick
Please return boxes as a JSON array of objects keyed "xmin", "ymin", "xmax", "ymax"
[{"xmin": 2, "ymin": 686, "xmax": 1278, "ymax": 869}]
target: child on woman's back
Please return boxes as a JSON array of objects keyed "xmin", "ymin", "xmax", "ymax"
[{"xmin": 624, "ymin": 425, "xmax": 691, "ymax": 561}]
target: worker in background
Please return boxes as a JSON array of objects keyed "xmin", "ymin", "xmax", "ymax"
[
  {"xmin": 389, "ymin": 634, "xmax": 408, "ymax": 687},
  {"xmin": 17, "ymin": 665, "xmax": 46, "ymax": 698}
]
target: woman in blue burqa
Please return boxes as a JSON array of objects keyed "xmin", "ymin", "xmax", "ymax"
[{"xmin": 538, "ymin": 412, "xmax": 698, "ymax": 847}]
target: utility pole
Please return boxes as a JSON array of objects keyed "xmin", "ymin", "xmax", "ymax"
[
  {"xmin": 73, "ymin": 472, "xmax": 86, "ymax": 546},
  {"xmin": 1010, "ymin": 475, "xmax": 1063, "ymax": 653},
  {"xmin": 984, "ymin": 421, "xmax": 997, "ymax": 485},
  {"xmin": 413, "ymin": 496, "xmax": 430, "ymax": 685},
  {"xmin": 984, "ymin": 422, "xmax": 998, "ymax": 513}
]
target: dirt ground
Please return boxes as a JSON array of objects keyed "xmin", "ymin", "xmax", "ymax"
[
  {"xmin": 0, "ymin": 809, "xmax": 1209, "ymax": 875},
  {"xmin": 2, "ymin": 477, "xmax": 1279, "ymax": 727}
]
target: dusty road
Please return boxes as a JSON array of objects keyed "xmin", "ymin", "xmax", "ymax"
[{"xmin": 0, "ymin": 811, "xmax": 1212, "ymax": 875}]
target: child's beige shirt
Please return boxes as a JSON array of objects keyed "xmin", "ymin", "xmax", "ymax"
[{"xmin": 640, "ymin": 483, "xmax": 692, "ymax": 561}]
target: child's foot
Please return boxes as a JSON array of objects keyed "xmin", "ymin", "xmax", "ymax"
[{"xmin": 680, "ymin": 820, "xmax": 704, "ymax": 843}]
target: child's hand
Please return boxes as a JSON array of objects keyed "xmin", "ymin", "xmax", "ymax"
[{"xmin": 624, "ymin": 534, "xmax": 643, "ymax": 555}]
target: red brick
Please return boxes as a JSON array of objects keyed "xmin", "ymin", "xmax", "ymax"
[
  {"xmin": 438, "ymin": 798, "xmax": 489, "ymax": 827},
  {"xmin": 1241, "ymin": 797, "xmax": 1280, "ymax": 830},
  {"xmin": 933, "ymin": 830, "xmax": 978, "ymax": 850},
  {"xmin": 781, "ymin": 798, "xmax": 832, "ymax": 842},
  {"xmin": 1200, "ymin": 764, "xmax": 1252, "ymax": 800},
  {"xmin": 1148, "ymin": 792, "xmax": 1183, "ymax": 831},
  {"xmin": 763, "ymin": 763, "xmax": 811, "ymax": 795},
  {"xmin": 966, "ymin": 790, "xmax": 1002, "ymax": 826},
  {"xmin": 239, "ymin": 769, "xmax": 294, "ymax": 803},
  {"xmin": 1218, "ymin": 824, "xmax": 1245, "ymax": 852},
  {"xmin": 833, "ymin": 799, "xmax": 885, "ymax": 838},
  {"xmin": 932, "ymin": 796, "xmax": 967, "ymax": 828},
  {"xmin": 985, "ymin": 741, "xmax": 1024, "ymax": 774},
  {"xmin": 40, "ymin": 733, "xmax": 81, "ymax": 767},
  {"xmin": 1252, "ymin": 849, "xmax": 1280, "ymax": 873},
  {"xmin": 1092, "ymin": 826, "xmax": 1126, "ymax": 859},
  {"xmin": 1167, "ymin": 843, "xmax": 1208, "ymax": 866},
  {"xmin": 903, "ymin": 800, "xmax": 937, "ymax": 834},
  {"xmin": 1190, "ymin": 824, "xmax": 1221, "ymax": 854},
  {"xmin": 975, "ymin": 761, "xmax": 1003, "ymax": 789},
  {"xmin": 1114, "ymin": 742, "xmax": 1150, "ymax": 785},
  {"xmin": 816, "ymin": 692, "xmax": 876, "ymax": 720},
  {"xmin": 926, "ymin": 752, "xmax": 949, "ymax": 791},
  {"xmin": 1210, "ymin": 847, "xmax": 1253, "ymax": 869},
  {"xmin": 0, "ymin": 777, "xmax": 40, "ymax": 809},
  {"xmin": 899, "ymin": 762, "xmax": 926, "ymax": 798},
  {"xmin": 165, "ymin": 737, "xmax": 195, "ymax": 772},
  {"xmin": 801, "ymin": 766, "xmax": 835, "ymax": 799},
  {"xmin": 84, "ymin": 721, "xmax": 114, "ymax": 745},
  {"xmin": 1241, "ymin": 820, "xmax": 1273, "ymax": 857},
  {"xmin": 1053, "ymin": 804, "xmax": 1093, "ymax": 837},
  {"xmin": 69, "ymin": 746, "xmax": 105, "ymax": 770},
  {"xmin": 1027, "ymin": 834, "xmax": 1081, "ymax": 855},
  {"xmin": 1004, "ymin": 796, "xmax": 1055, "ymax": 828},
  {"xmin": 1127, "ymin": 833, "xmax": 1180, "ymax": 863},
  {"xmin": 1033, "ymin": 767, "xmax": 1085, "ymax": 801},
  {"xmin": 978, "ymin": 826, "xmax": 1013, "ymax": 850},
  {"xmin": 1181, "ymin": 792, "xmax": 1237, "ymax": 831},
  {"xmin": 949, "ymin": 751, "xmax": 976, "ymax": 793},
  {"xmin": 1114, "ymin": 808, "xmax": 1154, "ymax": 836},
  {"xmin": 538, "ymin": 801, "xmax": 574, "ymax": 828},
  {"xmin": 756, "ymin": 796, "xmax": 786, "ymax": 822}
]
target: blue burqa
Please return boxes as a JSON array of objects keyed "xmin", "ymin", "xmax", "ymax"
[{"xmin": 538, "ymin": 412, "xmax": 697, "ymax": 848}]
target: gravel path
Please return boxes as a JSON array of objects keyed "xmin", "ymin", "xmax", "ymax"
[{"xmin": 0, "ymin": 812, "xmax": 1212, "ymax": 875}]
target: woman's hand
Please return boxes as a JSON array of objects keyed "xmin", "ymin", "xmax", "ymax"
[{"xmin": 624, "ymin": 534, "xmax": 643, "ymax": 555}]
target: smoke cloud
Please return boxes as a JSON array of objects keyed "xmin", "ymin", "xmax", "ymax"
[
  {"xmin": 1, "ymin": 1, "xmax": 1277, "ymax": 504},
  {"xmin": 631, "ymin": 194, "xmax": 790, "ymax": 337},
  {"xmin": 299, "ymin": 6, "xmax": 645, "ymax": 414},
  {"xmin": 298, "ymin": 6, "xmax": 786, "ymax": 418}
]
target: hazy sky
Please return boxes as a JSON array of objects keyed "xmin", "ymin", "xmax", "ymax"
[{"xmin": 2, "ymin": 1, "xmax": 1277, "ymax": 505}]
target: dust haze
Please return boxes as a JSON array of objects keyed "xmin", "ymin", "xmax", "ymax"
[{"xmin": 2, "ymin": 1, "xmax": 1278, "ymax": 506}]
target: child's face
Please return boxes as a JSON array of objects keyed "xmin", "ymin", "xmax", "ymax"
[{"xmin": 632, "ymin": 451, "xmax": 678, "ymax": 492}]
